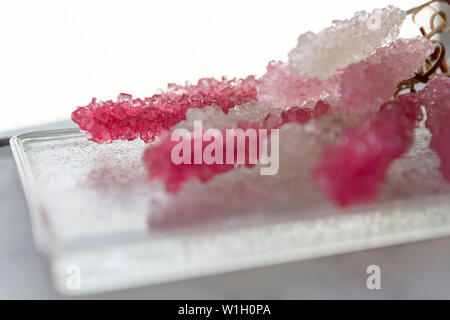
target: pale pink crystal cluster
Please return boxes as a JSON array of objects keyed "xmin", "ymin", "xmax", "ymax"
[
  {"xmin": 258, "ymin": 37, "xmax": 434, "ymax": 112},
  {"xmin": 71, "ymin": 5, "xmax": 450, "ymax": 207},
  {"xmin": 338, "ymin": 37, "xmax": 434, "ymax": 113},
  {"xmin": 256, "ymin": 61, "xmax": 342, "ymax": 108}
]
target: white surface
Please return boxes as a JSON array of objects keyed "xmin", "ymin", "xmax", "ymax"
[
  {"xmin": 0, "ymin": 0, "xmax": 428, "ymax": 131},
  {"xmin": 4, "ymin": 139, "xmax": 450, "ymax": 299}
]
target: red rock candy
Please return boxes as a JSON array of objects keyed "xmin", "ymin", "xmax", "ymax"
[
  {"xmin": 71, "ymin": 76, "xmax": 258, "ymax": 143},
  {"xmin": 314, "ymin": 94, "xmax": 422, "ymax": 206}
]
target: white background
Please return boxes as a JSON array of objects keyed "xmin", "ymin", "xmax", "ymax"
[{"xmin": 0, "ymin": 0, "xmax": 428, "ymax": 131}]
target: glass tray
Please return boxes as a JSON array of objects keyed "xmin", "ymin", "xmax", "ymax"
[{"xmin": 10, "ymin": 126, "xmax": 450, "ymax": 295}]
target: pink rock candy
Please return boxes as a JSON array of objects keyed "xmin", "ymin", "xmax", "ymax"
[
  {"xmin": 420, "ymin": 75, "xmax": 450, "ymax": 180},
  {"xmin": 314, "ymin": 94, "xmax": 422, "ymax": 206},
  {"xmin": 288, "ymin": 6, "xmax": 406, "ymax": 80},
  {"xmin": 338, "ymin": 37, "xmax": 434, "ymax": 113},
  {"xmin": 143, "ymin": 123, "xmax": 261, "ymax": 193},
  {"xmin": 71, "ymin": 76, "xmax": 258, "ymax": 143},
  {"xmin": 68, "ymin": 2, "xmax": 442, "ymax": 207}
]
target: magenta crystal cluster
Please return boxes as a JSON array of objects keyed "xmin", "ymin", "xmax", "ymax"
[
  {"xmin": 258, "ymin": 37, "xmax": 434, "ymax": 113},
  {"xmin": 288, "ymin": 5, "xmax": 406, "ymax": 80},
  {"xmin": 71, "ymin": 5, "xmax": 450, "ymax": 207},
  {"xmin": 72, "ymin": 76, "xmax": 258, "ymax": 143}
]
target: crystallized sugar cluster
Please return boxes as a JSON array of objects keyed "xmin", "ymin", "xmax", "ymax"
[
  {"xmin": 175, "ymin": 101, "xmax": 282, "ymax": 131},
  {"xmin": 288, "ymin": 5, "xmax": 406, "ymax": 80},
  {"xmin": 72, "ymin": 76, "xmax": 258, "ymax": 143},
  {"xmin": 420, "ymin": 75, "xmax": 450, "ymax": 180},
  {"xmin": 315, "ymin": 94, "xmax": 422, "ymax": 206},
  {"xmin": 143, "ymin": 101, "xmax": 330, "ymax": 192},
  {"xmin": 338, "ymin": 37, "xmax": 434, "ymax": 113},
  {"xmin": 257, "ymin": 61, "xmax": 342, "ymax": 108},
  {"xmin": 143, "ymin": 132, "xmax": 235, "ymax": 193},
  {"xmin": 258, "ymin": 37, "xmax": 434, "ymax": 113}
]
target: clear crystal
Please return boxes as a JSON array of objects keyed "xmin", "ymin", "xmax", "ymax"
[{"xmin": 288, "ymin": 5, "xmax": 406, "ymax": 80}]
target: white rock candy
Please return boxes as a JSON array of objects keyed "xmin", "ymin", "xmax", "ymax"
[{"xmin": 288, "ymin": 5, "xmax": 406, "ymax": 80}]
